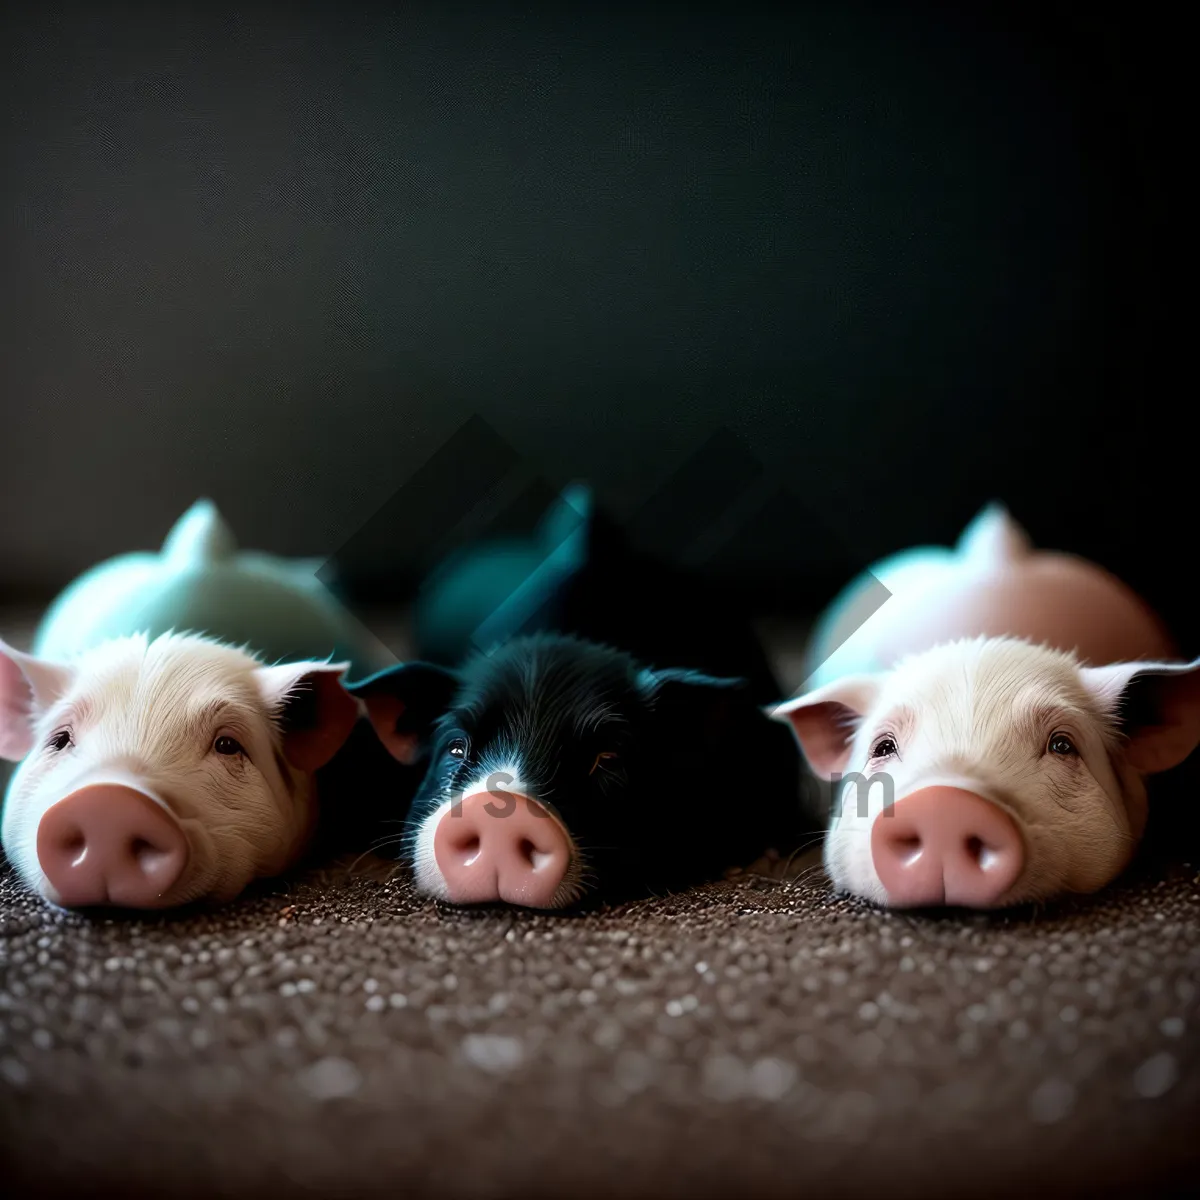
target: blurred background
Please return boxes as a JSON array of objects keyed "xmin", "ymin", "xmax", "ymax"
[{"xmin": 0, "ymin": 1, "xmax": 1191, "ymax": 649}]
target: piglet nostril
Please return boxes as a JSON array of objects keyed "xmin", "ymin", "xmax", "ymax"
[
  {"xmin": 884, "ymin": 831, "xmax": 923, "ymax": 865},
  {"xmin": 443, "ymin": 824, "xmax": 482, "ymax": 856},
  {"xmin": 450, "ymin": 835, "xmax": 482, "ymax": 865},
  {"xmin": 965, "ymin": 836, "xmax": 1005, "ymax": 872},
  {"xmin": 131, "ymin": 838, "xmax": 171, "ymax": 873},
  {"xmin": 518, "ymin": 842, "xmax": 558, "ymax": 873}
]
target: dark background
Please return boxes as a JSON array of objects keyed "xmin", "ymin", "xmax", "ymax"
[{"xmin": 1, "ymin": 2, "xmax": 1192, "ymax": 645}]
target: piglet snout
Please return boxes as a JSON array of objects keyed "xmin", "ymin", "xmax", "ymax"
[
  {"xmin": 434, "ymin": 791, "xmax": 571, "ymax": 908},
  {"xmin": 870, "ymin": 786, "xmax": 1023, "ymax": 908},
  {"xmin": 37, "ymin": 785, "xmax": 189, "ymax": 909}
]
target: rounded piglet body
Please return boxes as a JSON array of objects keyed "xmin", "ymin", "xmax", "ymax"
[
  {"xmin": 804, "ymin": 503, "xmax": 1176, "ymax": 690},
  {"xmin": 34, "ymin": 498, "xmax": 388, "ymax": 678},
  {"xmin": 411, "ymin": 483, "xmax": 786, "ymax": 706},
  {"xmin": 1, "ymin": 633, "xmax": 358, "ymax": 909}
]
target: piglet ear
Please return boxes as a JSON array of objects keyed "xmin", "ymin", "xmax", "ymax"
[
  {"xmin": 639, "ymin": 667, "xmax": 747, "ymax": 736},
  {"xmin": 344, "ymin": 662, "xmax": 460, "ymax": 766},
  {"xmin": 768, "ymin": 675, "xmax": 881, "ymax": 779},
  {"xmin": 255, "ymin": 661, "xmax": 359, "ymax": 773},
  {"xmin": 956, "ymin": 501, "xmax": 1033, "ymax": 565},
  {"xmin": 1080, "ymin": 657, "xmax": 1200, "ymax": 775},
  {"xmin": 0, "ymin": 639, "xmax": 75, "ymax": 762}
]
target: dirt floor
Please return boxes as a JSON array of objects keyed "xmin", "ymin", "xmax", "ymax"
[{"xmin": 2, "ymin": 845, "xmax": 1199, "ymax": 1199}]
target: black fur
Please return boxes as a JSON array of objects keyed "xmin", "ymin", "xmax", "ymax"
[
  {"xmin": 410, "ymin": 484, "xmax": 787, "ymax": 707},
  {"xmin": 347, "ymin": 633, "xmax": 819, "ymax": 907}
]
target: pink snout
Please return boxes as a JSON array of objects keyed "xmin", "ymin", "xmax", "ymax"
[
  {"xmin": 870, "ymin": 786, "xmax": 1024, "ymax": 908},
  {"xmin": 36, "ymin": 785, "xmax": 190, "ymax": 909},
  {"xmin": 433, "ymin": 791, "xmax": 572, "ymax": 908}
]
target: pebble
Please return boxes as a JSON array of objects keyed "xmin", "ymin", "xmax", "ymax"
[
  {"xmin": 1029, "ymin": 1078, "xmax": 1076, "ymax": 1124},
  {"xmin": 1133, "ymin": 1053, "xmax": 1178, "ymax": 1099},
  {"xmin": 748, "ymin": 1057, "xmax": 796, "ymax": 1101},
  {"xmin": 462, "ymin": 1034, "xmax": 524, "ymax": 1073},
  {"xmin": 702, "ymin": 1054, "xmax": 747, "ymax": 1102},
  {"xmin": 0, "ymin": 1057, "xmax": 29, "ymax": 1086},
  {"xmin": 614, "ymin": 1051, "xmax": 654, "ymax": 1092},
  {"xmin": 298, "ymin": 1056, "xmax": 362, "ymax": 1100}
]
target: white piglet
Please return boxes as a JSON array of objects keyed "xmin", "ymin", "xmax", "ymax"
[
  {"xmin": 1, "ymin": 632, "xmax": 358, "ymax": 909},
  {"xmin": 772, "ymin": 637, "xmax": 1200, "ymax": 909}
]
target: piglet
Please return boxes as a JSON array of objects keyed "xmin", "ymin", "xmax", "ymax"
[
  {"xmin": 772, "ymin": 637, "xmax": 1200, "ymax": 909},
  {"xmin": 1, "ymin": 632, "xmax": 358, "ymax": 909},
  {"xmin": 346, "ymin": 634, "xmax": 817, "ymax": 908},
  {"xmin": 411, "ymin": 482, "xmax": 787, "ymax": 706}
]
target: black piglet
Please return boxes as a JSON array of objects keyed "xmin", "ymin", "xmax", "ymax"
[{"xmin": 346, "ymin": 634, "xmax": 820, "ymax": 909}]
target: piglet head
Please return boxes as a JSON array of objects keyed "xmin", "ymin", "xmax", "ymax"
[
  {"xmin": 1, "ymin": 633, "xmax": 358, "ymax": 909},
  {"xmin": 772, "ymin": 637, "xmax": 1200, "ymax": 909}
]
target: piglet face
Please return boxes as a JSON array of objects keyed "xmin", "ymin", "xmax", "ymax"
[
  {"xmin": 353, "ymin": 640, "xmax": 651, "ymax": 908},
  {"xmin": 773, "ymin": 638, "xmax": 1200, "ymax": 909},
  {"xmin": 1, "ymin": 633, "xmax": 357, "ymax": 909}
]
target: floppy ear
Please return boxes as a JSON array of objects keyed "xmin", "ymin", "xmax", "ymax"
[
  {"xmin": 255, "ymin": 661, "xmax": 360, "ymax": 773},
  {"xmin": 344, "ymin": 662, "xmax": 460, "ymax": 766},
  {"xmin": 1080, "ymin": 657, "xmax": 1200, "ymax": 775},
  {"xmin": 0, "ymin": 639, "xmax": 75, "ymax": 762},
  {"xmin": 639, "ymin": 667, "xmax": 748, "ymax": 741},
  {"xmin": 768, "ymin": 675, "xmax": 882, "ymax": 779}
]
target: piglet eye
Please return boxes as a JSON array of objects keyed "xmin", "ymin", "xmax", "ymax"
[
  {"xmin": 590, "ymin": 751, "xmax": 619, "ymax": 776},
  {"xmin": 214, "ymin": 735, "xmax": 245, "ymax": 756},
  {"xmin": 870, "ymin": 735, "xmax": 898, "ymax": 760},
  {"xmin": 1048, "ymin": 732, "xmax": 1077, "ymax": 756},
  {"xmin": 447, "ymin": 738, "xmax": 468, "ymax": 760},
  {"xmin": 48, "ymin": 730, "xmax": 72, "ymax": 753}
]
